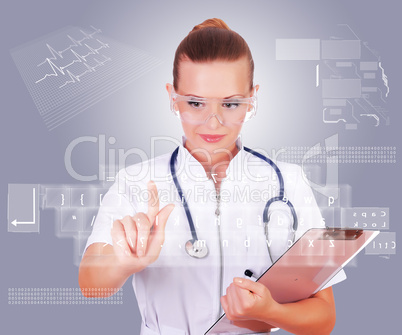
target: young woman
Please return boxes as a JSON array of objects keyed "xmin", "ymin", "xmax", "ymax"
[{"xmin": 79, "ymin": 18, "xmax": 345, "ymax": 335}]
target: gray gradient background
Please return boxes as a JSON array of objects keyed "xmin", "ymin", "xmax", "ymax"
[{"xmin": 1, "ymin": 0, "xmax": 400, "ymax": 334}]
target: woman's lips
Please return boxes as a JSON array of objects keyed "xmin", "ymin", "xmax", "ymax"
[{"xmin": 199, "ymin": 134, "xmax": 226, "ymax": 143}]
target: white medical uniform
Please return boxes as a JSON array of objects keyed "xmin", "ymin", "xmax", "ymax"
[{"xmin": 85, "ymin": 139, "xmax": 346, "ymax": 335}]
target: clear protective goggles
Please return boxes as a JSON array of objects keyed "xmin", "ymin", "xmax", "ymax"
[{"xmin": 170, "ymin": 88, "xmax": 258, "ymax": 125}]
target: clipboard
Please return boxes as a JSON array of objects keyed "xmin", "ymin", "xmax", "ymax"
[{"xmin": 204, "ymin": 228, "xmax": 379, "ymax": 334}]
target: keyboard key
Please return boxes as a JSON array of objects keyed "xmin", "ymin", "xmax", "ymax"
[{"xmin": 45, "ymin": 187, "xmax": 71, "ymax": 208}]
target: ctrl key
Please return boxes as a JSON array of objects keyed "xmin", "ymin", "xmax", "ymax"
[{"xmin": 365, "ymin": 232, "xmax": 396, "ymax": 255}]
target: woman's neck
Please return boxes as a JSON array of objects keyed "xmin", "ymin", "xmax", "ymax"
[{"xmin": 185, "ymin": 142, "xmax": 239, "ymax": 189}]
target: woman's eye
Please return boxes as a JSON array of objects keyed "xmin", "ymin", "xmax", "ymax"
[
  {"xmin": 223, "ymin": 102, "xmax": 239, "ymax": 109},
  {"xmin": 188, "ymin": 100, "xmax": 204, "ymax": 108}
]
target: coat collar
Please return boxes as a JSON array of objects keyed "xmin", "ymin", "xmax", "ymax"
[{"xmin": 175, "ymin": 136, "xmax": 247, "ymax": 182}]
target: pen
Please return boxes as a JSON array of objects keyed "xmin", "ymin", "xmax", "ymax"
[{"xmin": 244, "ymin": 269, "xmax": 258, "ymax": 281}]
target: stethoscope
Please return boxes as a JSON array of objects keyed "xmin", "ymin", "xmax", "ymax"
[{"xmin": 169, "ymin": 146, "xmax": 298, "ymax": 259}]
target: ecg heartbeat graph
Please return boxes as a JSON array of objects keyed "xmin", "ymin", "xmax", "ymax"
[
  {"xmin": 35, "ymin": 26, "xmax": 111, "ymax": 88},
  {"xmin": 11, "ymin": 25, "xmax": 164, "ymax": 131},
  {"xmin": 58, "ymin": 56, "xmax": 111, "ymax": 88}
]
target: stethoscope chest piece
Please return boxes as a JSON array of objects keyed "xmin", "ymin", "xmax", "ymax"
[{"xmin": 185, "ymin": 239, "xmax": 209, "ymax": 259}]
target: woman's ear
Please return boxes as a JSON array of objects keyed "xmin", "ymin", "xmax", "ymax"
[{"xmin": 166, "ymin": 83, "xmax": 173, "ymax": 99}]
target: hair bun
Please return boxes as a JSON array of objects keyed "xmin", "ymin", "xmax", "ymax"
[
  {"xmin": 173, "ymin": 17, "xmax": 254, "ymax": 91},
  {"xmin": 191, "ymin": 18, "xmax": 230, "ymax": 32}
]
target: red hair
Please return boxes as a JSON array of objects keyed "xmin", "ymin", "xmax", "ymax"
[{"xmin": 173, "ymin": 18, "xmax": 254, "ymax": 91}]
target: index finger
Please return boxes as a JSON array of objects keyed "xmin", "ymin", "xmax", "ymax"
[{"xmin": 147, "ymin": 180, "xmax": 159, "ymax": 224}]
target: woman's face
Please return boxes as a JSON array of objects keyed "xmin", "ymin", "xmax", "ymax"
[{"xmin": 167, "ymin": 57, "xmax": 256, "ymax": 159}]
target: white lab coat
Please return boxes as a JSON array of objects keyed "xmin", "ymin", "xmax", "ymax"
[{"xmin": 85, "ymin": 139, "xmax": 346, "ymax": 335}]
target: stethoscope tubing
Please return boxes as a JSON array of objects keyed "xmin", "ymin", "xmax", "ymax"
[
  {"xmin": 170, "ymin": 147, "xmax": 198, "ymax": 242},
  {"xmin": 243, "ymin": 147, "xmax": 298, "ymax": 231},
  {"xmin": 169, "ymin": 146, "xmax": 298, "ymax": 256}
]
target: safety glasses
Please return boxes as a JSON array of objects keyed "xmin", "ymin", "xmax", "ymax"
[{"xmin": 170, "ymin": 89, "xmax": 257, "ymax": 125}]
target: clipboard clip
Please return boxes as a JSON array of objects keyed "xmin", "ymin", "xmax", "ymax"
[{"xmin": 320, "ymin": 227, "xmax": 363, "ymax": 240}]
